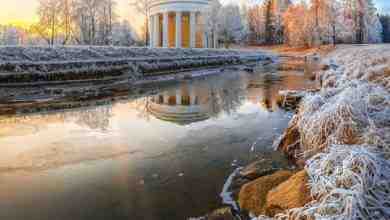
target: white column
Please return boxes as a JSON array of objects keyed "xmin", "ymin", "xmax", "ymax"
[
  {"xmin": 176, "ymin": 90, "xmax": 182, "ymax": 105},
  {"xmin": 213, "ymin": 31, "xmax": 218, "ymax": 49},
  {"xmin": 163, "ymin": 12, "xmax": 169, "ymax": 48},
  {"xmin": 190, "ymin": 88, "xmax": 196, "ymax": 105},
  {"xmin": 202, "ymin": 32, "xmax": 207, "ymax": 48},
  {"xmin": 152, "ymin": 14, "xmax": 155, "ymax": 47},
  {"xmin": 153, "ymin": 14, "xmax": 160, "ymax": 47},
  {"xmin": 190, "ymin": 12, "xmax": 196, "ymax": 48},
  {"xmin": 175, "ymin": 12, "xmax": 182, "ymax": 48},
  {"xmin": 163, "ymin": 93, "xmax": 169, "ymax": 105},
  {"xmin": 148, "ymin": 15, "xmax": 153, "ymax": 47}
]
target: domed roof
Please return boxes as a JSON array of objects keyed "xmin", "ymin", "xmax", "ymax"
[{"xmin": 149, "ymin": 0, "xmax": 212, "ymax": 14}]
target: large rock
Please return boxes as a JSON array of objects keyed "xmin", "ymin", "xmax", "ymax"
[
  {"xmin": 194, "ymin": 207, "xmax": 239, "ymax": 220},
  {"xmin": 273, "ymin": 115, "xmax": 303, "ymax": 166},
  {"xmin": 238, "ymin": 170, "xmax": 293, "ymax": 216},
  {"xmin": 206, "ymin": 207, "xmax": 237, "ymax": 220},
  {"xmin": 265, "ymin": 170, "xmax": 312, "ymax": 217},
  {"xmin": 239, "ymin": 158, "xmax": 285, "ymax": 181},
  {"xmin": 276, "ymin": 89, "xmax": 319, "ymax": 111},
  {"xmin": 230, "ymin": 153, "xmax": 290, "ymax": 200},
  {"xmin": 276, "ymin": 90, "xmax": 306, "ymax": 111}
]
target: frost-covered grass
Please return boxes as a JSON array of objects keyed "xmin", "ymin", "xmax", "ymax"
[
  {"xmin": 321, "ymin": 45, "xmax": 390, "ymax": 91},
  {"xmin": 258, "ymin": 45, "xmax": 390, "ymax": 220},
  {"xmin": 0, "ymin": 46, "xmax": 270, "ymax": 84},
  {"xmin": 0, "ymin": 46, "xmax": 263, "ymax": 62},
  {"xmin": 297, "ymin": 82, "xmax": 390, "ymax": 161},
  {"xmin": 257, "ymin": 145, "xmax": 390, "ymax": 220}
]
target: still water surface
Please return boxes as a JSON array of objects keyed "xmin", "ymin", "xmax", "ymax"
[{"xmin": 0, "ymin": 70, "xmax": 315, "ymax": 220}]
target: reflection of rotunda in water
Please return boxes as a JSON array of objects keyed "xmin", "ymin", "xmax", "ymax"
[{"xmin": 147, "ymin": 85, "xmax": 211, "ymax": 124}]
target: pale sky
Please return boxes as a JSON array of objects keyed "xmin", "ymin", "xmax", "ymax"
[
  {"xmin": 0, "ymin": 0, "xmax": 142, "ymax": 25},
  {"xmin": 0, "ymin": 0, "xmax": 389, "ymax": 26}
]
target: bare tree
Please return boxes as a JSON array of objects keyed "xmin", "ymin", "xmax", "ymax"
[
  {"xmin": 34, "ymin": 0, "xmax": 62, "ymax": 46},
  {"xmin": 99, "ymin": 0, "xmax": 117, "ymax": 45},
  {"xmin": 130, "ymin": 0, "xmax": 152, "ymax": 46},
  {"xmin": 72, "ymin": 0, "xmax": 100, "ymax": 45},
  {"xmin": 218, "ymin": 4, "xmax": 245, "ymax": 48},
  {"xmin": 204, "ymin": 0, "xmax": 221, "ymax": 48},
  {"xmin": 71, "ymin": 0, "xmax": 117, "ymax": 45},
  {"xmin": 60, "ymin": 0, "xmax": 73, "ymax": 44}
]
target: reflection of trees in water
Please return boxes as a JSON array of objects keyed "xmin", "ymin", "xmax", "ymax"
[
  {"xmin": 74, "ymin": 105, "xmax": 113, "ymax": 131},
  {"xmin": 132, "ymin": 98, "xmax": 151, "ymax": 121},
  {"xmin": 0, "ymin": 104, "xmax": 114, "ymax": 131},
  {"xmin": 246, "ymin": 73, "xmax": 282, "ymax": 112},
  {"xmin": 206, "ymin": 75, "xmax": 246, "ymax": 117},
  {"xmin": 133, "ymin": 71, "xmax": 310, "ymax": 121},
  {"xmin": 261, "ymin": 75, "xmax": 277, "ymax": 112}
]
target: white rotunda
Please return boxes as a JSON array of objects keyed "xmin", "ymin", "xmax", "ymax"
[{"xmin": 148, "ymin": 0, "xmax": 217, "ymax": 48}]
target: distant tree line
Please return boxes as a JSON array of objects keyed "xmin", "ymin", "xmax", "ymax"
[
  {"xmin": 380, "ymin": 14, "xmax": 390, "ymax": 43},
  {"xmin": 2, "ymin": 0, "xmax": 389, "ymax": 48},
  {"xmin": 0, "ymin": 0, "xmax": 139, "ymax": 46},
  {"xmin": 246, "ymin": 0, "xmax": 384, "ymax": 47}
]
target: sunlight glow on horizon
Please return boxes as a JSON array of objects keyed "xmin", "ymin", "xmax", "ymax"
[
  {"xmin": 0, "ymin": 1, "xmax": 39, "ymax": 25},
  {"xmin": 0, "ymin": 0, "xmax": 389, "ymax": 26},
  {"xmin": 0, "ymin": 0, "xmax": 144, "ymax": 34}
]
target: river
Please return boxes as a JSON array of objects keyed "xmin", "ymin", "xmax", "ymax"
[{"xmin": 0, "ymin": 69, "xmax": 316, "ymax": 220}]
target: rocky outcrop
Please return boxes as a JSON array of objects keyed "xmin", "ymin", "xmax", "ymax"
[
  {"xmin": 277, "ymin": 89, "xmax": 321, "ymax": 111},
  {"xmin": 276, "ymin": 90, "xmax": 306, "ymax": 110},
  {"xmin": 238, "ymin": 170, "xmax": 293, "ymax": 216},
  {"xmin": 239, "ymin": 159, "xmax": 282, "ymax": 181},
  {"xmin": 228, "ymin": 153, "xmax": 290, "ymax": 201},
  {"xmin": 265, "ymin": 170, "xmax": 312, "ymax": 217},
  {"xmin": 203, "ymin": 207, "xmax": 238, "ymax": 220},
  {"xmin": 265, "ymin": 45, "xmax": 390, "ymax": 219},
  {"xmin": 237, "ymin": 169, "xmax": 311, "ymax": 218},
  {"xmin": 192, "ymin": 207, "xmax": 239, "ymax": 220}
]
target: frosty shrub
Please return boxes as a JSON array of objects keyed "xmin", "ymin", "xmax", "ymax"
[
  {"xmin": 320, "ymin": 45, "xmax": 390, "ymax": 91},
  {"xmin": 297, "ymin": 82, "xmax": 390, "ymax": 160},
  {"xmin": 290, "ymin": 145, "xmax": 389, "ymax": 220},
  {"xmin": 265, "ymin": 46, "xmax": 390, "ymax": 220},
  {"xmin": 255, "ymin": 145, "xmax": 390, "ymax": 220}
]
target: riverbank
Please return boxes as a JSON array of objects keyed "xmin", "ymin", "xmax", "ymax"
[
  {"xmin": 0, "ymin": 46, "xmax": 275, "ymax": 115},
  {"xmin": 0, "ymin": 67, "xmax": 313, "ymax": 220},
  {"xmin": 209, "ymin": 45, "xmax": 390, "ymax": 220},
  {"xmin": 0, "ymin": 46, "xmax": 272, "ymax": 85}
]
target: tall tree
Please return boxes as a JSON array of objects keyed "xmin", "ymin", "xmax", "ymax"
[
  {"xmin": 283, "ymin": 3, "xmax": 308, "ymax": 47},
  {"xmin": 34, "ymin": 0, "xmax": 62, "ymax": 45},
  {"xmin": 248, "ymin": 5, "xmax": 267, "ymax": 44},
  {"xmin": 247, "ymin": 0, "xmax": 290, "ymax": 45},
  {"xmin": 203, "ymin": 0, "xmax": 222, "ymax": 48},
  {"xmin": 380, "ymin": 14, "xmax": 390, "ymax": 42},
  {"xmin": 264, "ymin": 0, "xmax": 275, "ymax": 44},
  {"xmin": 99, "ymin": 0, "xmax": 117, "ymax": 45},
  {"xmin": 72, "ymin": 0, "xmax": 118, "ymax": 45},
  {"xmin": 130, "ymin": 0, "xmax": 152, "ymax": 46},
  {"xmin": 60, "ymin": 0, "xmax": 73, "ymax": 44},
  {"xmin": 218, "ymin": 4, "xmax": 246, "ymax": 48},
  {"xmin": 340, "ymin": 0, "xmax": 382, "ymax": 43}
]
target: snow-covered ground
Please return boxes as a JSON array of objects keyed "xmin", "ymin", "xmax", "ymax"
[
  {"xmin": 0, "ymin": 46, "xmax": 271, "ymax": 85},
  {"xmin": 261, "ymin": 45, "xmax": 390, "ymax": 220},
  {"xmin": 0, "ymin": 46, "xmax": 267, "ymax": 62},
  {"xmin": 321, "ymin": 44, "xmax": 390, "ymax": 91}
]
